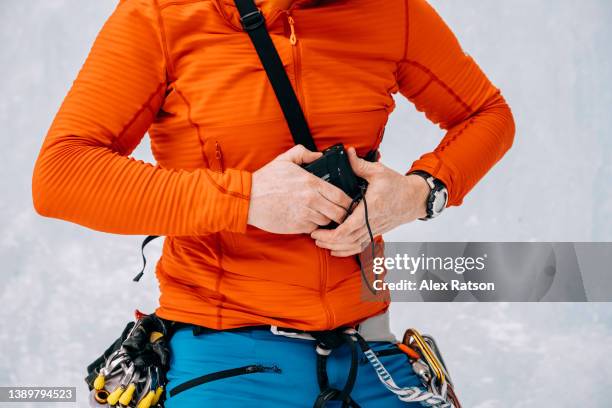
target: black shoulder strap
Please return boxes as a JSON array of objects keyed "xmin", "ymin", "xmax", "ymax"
[{"xmin": 234, "ymin": 0, "xmax": 317, "ymax": 152}]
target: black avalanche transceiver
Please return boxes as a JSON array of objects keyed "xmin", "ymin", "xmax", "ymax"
[{"xmin": 302, "ymin": 144, "xmax": 367, "ymax": 227}]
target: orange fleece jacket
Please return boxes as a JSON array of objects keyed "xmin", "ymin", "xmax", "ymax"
[{"xmin": 32, "ymin": 0, "xmax": 515, "ymax": 330}]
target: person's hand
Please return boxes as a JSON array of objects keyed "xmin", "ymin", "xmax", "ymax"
[
  {"xmin": 310, "ymin": 147, "xmax": 430, "ymax": 257},
  {"xmin": 247, "ymin": 145, "xmax": 354, "ymax": 234}
]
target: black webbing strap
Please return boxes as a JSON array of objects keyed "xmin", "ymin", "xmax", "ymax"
[
  {"xmin": 233, "ymin": 0, "xmax": 317, "ymax": 152},
  {"xmin": 311, "ymin": 329, "xmax": 361, "ymax": 408},
  {"xmin": 133, "ymin": 235, "xmax": 161, "ymax": 282}
]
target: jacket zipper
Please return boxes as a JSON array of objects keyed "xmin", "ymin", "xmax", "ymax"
[
  {"xmin": 215, "ymin": 141, "xmax": 225, "ymax": 172},
  {"xmin": 286, "ymin": 12, "xmax": 333, "ymax": 328},
  {"xmin": 286, "ymin": 13, "xmax": 305, "ymax": 111},
  {"xmin": 319, "ymin": 247, "xmax": 333, "ymax": 328},
  {"xmin": 169, "ymin": 364, "xmax": 281, "ymax": 397}
]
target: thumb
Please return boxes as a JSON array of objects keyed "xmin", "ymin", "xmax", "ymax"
[
  {"xmin": 347, "ymin": 147, "xmax": 377, "ymax": 179},
  {"xmin": 279, "ymin": 144, "xmax": 322, "ymax": 165}
]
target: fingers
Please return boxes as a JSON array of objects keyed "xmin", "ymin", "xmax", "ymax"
[
  {"xmin": 311, "ymin": 202, "xmax": 365, "ymax": 242},
  {"xmin": 316, "ymin": 180, "xmax": 354, "ymax": 211},
  {"xmin": 310, "ymin": 190, "xmax": 351, "ymax": 224},
  {"xmin": 301, "ymin": 221, "xmax": 320, "ymax": 234},
  {"xmin": 310, "ymin": 202, "xmax": 376, "ymax": 257},
  {"xmin": 315, "ymin": 229, "xmax": 372, "ymax": 257},
  {"xmin": 305, "ymin": 207, "xmax": 333, "ymax": 227},
  {"xmin": 347, "ymin": 147, "xmax": 378, "ymax": 179},
  {"xmin": 316, "ymin": 238, "xmax": 369, "ymax": 255},
  {"xmin": 314, "ymin": 225, "xmax": 370, "ymax": 256},
  {"xmin": 279, "ymin": 145, "xmax": 322, "ymax": 165}
]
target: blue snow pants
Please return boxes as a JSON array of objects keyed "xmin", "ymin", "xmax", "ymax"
[{"xmin": 165, "ymin": 326, "xmax": 425, "ymax": 407}]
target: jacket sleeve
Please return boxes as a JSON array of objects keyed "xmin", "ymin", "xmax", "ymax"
[
  {"xmin": 397, "ymin": 0, "xmax": 515, "ymax": 206},
  {"xmin": 31, "ymin": 0, "xmax": 251, "ymax": 236}
]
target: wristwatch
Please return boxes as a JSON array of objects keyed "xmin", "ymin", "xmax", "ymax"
[{"xmin": 408, "ymin": 170, "xmax": 448, "ymax": 220}]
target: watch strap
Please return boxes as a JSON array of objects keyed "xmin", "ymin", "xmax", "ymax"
[{"xmin": 408, "ymin": 170, "xmax": 447, "ymax": 220}]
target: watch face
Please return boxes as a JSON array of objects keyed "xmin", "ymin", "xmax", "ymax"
[{"xmin": 433, "ymin": 189, "xmax": 448, "ymax": 214}]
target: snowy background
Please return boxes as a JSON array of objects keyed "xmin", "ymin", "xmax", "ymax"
[{"xmin": 1, "ymin": 0, "xmax": 611, "ymax": 407}]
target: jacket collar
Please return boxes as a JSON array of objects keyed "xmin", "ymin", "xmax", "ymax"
[{"xmin": 213, "ymin": 0, "xmax": 323, "ymax": 31}]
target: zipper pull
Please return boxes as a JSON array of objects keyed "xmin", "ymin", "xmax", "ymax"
[
  {"xmin": 247, "ymin": 365, "xmax": 282, "ymax": 374},
  {"xmin": 215, "ymin": 141, "xmax": 225, "ymax": 172},
  {"xmin": 288, "ymin": 15, "xmax": 297, "ymax": 45},
  {"xmin": 260, "ymin": 365, "xmax": 283, "ymax": 374}
]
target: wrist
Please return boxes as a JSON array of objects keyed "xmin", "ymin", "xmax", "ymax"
[
  {"xmin": 403, "ymin": 174, "xmax": 430, "ymax": 220},
  {"xmin": 408, "ymin": 170, "xmax": 449, "ymax": 220},
  {"xmin": 246, "ymin": 170, "xmax": 261, "ymax": 227}
]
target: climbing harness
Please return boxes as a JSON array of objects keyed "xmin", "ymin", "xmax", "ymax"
[{"xmin": 86, "ymin": 314, "xmax": 460, "ymax": 408}]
